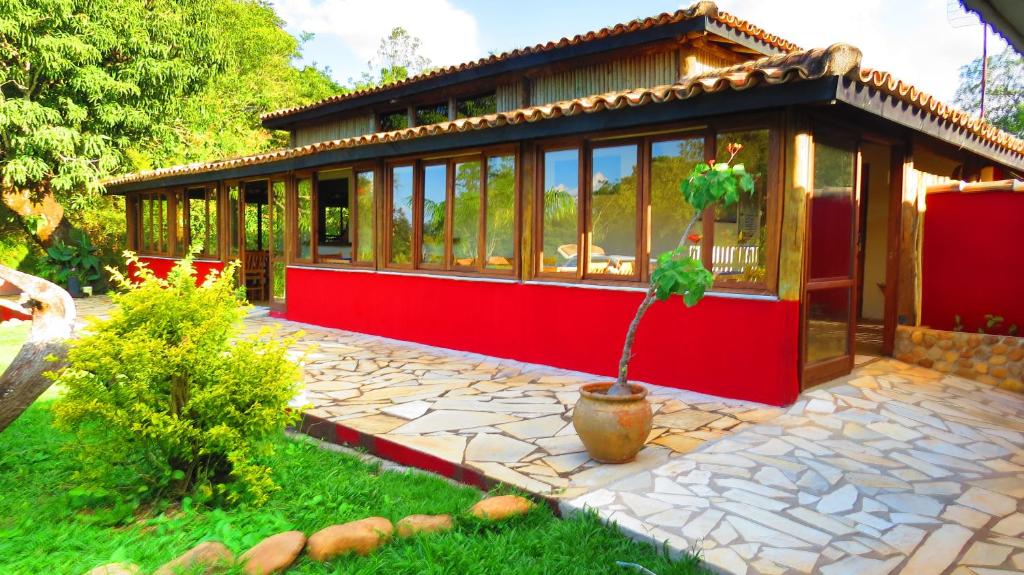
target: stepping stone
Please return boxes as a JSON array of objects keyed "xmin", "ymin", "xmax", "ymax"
[
  {"xmin": 239, "ymin": 531, "xmax": 306, "ymax": 575},
  {"xmin": 470, "ymin": 495, "xmax": 533, "ymax": 521},
  {"xmin": 396, "ymin": 514, "xmax": 454, "ymax": 538},
  {"xmin": 154, "ymin": 541, "xmax": 233, "ymax": 575},
  {"xmin": 86, "ymin": 564, "xmax": 140, "ymax": 575},
  {"xmin": 307, "ymin": 517, "xmax": 393, "ymax": 561}
]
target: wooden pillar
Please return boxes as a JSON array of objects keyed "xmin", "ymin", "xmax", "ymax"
[
  {"xmin": 778, "ymin": 112, "xmax": 812, "ymax": 301},
  {"xmin": 519, "ymin": 141, "xmax": 536, "ymax": 281}
]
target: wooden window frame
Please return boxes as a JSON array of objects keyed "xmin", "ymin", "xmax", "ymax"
[
  {"xmin": 182, "ymin": 184, "xmax": 220, "ymax": 260},
  {"xmin": 532, "ymin": 113, "xmax": 783, "ymax": 295},
  {"xmin": 135, "ymin": 190, "xmax": 172, "ymax": 257},
  {"xmin": 292, "ymin": 172, "xmax": 315, "ymax": 264},
  {"xmin": 300, "ymin": 163, "xmax": 379, "ymax": 268},
  {"xmin": 384, "ymin": 146, "xmax": 519, "ymax": 278},
  {"xmin": 585, "ymin": 139, "xmax": 644, "ymax": 283}
]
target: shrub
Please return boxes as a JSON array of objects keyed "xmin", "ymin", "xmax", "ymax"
[{"xmin": 52, "ymin": 253, "xmax": 303, "ymax": 506}]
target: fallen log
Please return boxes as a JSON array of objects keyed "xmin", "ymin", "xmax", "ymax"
[{"xmin": 0, "ymin": 265, "xmax": 75, "ymax": 432}]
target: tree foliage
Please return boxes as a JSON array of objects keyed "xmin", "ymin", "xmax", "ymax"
[
  {"xmin": 0, "ymin": 0, "xmax": 220, "ymax": 201},
  {"xmin": 955, "ymin": 47, "xmax": 1024, "ymax": 138},
  {"xmin": 354, "ymin": 27, "xmax": 433, "ymax": 88}
]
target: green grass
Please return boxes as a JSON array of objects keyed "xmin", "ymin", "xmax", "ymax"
[
  {"xmin": 0, "ymin": 321, "xmax": 31, "ymax": 374},
  {"xmin": 0, "ymin": 401, "xmax": 707, "ymax": 575}
]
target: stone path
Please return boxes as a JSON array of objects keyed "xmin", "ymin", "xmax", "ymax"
[
  {"xmin": 245, "ymin": 314, "xmax": 783, "ymax": 499},
  {"xmin": 564, "ymin": 359, "xmax": 1024, "ymax": 574},
  {"xmin": 67, "ymin": 297, "xmax": 1024, "ymax": 574}
]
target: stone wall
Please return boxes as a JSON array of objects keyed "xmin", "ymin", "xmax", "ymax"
[{"xmin": 894, "ymin": 325, "xmax": 1023, "ymax": 393}]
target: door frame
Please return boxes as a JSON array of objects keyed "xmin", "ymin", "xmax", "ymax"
[{"xmin": 799, "ymin": 130, "xmax": 862, "ymax": 389}]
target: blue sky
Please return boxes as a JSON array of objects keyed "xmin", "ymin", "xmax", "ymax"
[{"xmin": 271, "ymin": 0, "xmax": 1007, "ymax": 103}]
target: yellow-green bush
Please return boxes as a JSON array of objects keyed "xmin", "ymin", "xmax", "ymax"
[{"xmin": 53, "ymin": 253, "xmax": 302, "ymax": 506}]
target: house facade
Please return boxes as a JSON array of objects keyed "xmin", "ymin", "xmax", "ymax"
[{"xmin": 106, "ymin": 1, "xmax": 1024, "ymax": 406}]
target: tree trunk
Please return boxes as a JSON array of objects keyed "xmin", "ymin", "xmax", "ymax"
[
  {"xmin": 1, "ymin": 188, "xmax": 72, "ymax": 249},
  {"xmin": 0, "ymin": 265, "xmax": 75, "ymax": 432}
]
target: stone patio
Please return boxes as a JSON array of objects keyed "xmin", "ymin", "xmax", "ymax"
[
  {"xmin": 244, "ymin": 313, "xmax": 784, "ymax": 499},
  {"xmin": 65, "ymin": 296, "xmax": 1024, "ymax": 574},
  {"xmin": 565, "ymin": 359, "xmax": 1024, "ymax": 574}
]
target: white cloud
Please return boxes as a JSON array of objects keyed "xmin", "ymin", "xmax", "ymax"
[
  {"xmin": 717, "ymin": 0, "xmax": 1007, "ymax": 102},
  {"xmin": 273, "ymin": 0, "xmax": 481, "ymax": 78}
]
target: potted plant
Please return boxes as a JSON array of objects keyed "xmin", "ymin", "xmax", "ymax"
[
  {"xmin": 41, "ymin": 230, "xmax": 102, "ymax": 298},
  {"xmin": 572, "ymin": 143, "xmax": 755, "ymax": 463}
]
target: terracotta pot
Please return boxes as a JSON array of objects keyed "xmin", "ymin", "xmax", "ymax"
[{"xmin": 572, "ymin": 382, "xmax": 652, "ymax": 463}]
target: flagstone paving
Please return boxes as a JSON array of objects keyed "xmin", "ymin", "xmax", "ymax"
[
  {"xmin": 66, "ymin": 297, "xmax": 1024, "ymax": 574},
  {"xmin": 562, "ymin": 359, "xmax": 1024, "ymax": 574},
  {"xmin": 242, "ymin": 314, "xmax": 784, "ymax": 499}
]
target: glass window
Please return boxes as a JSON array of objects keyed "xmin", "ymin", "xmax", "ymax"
[
  {"xmin": 316, "ymin": 170, "xmax": 350, "ymax": 262},
  {"xmin": 541, "ymin": 149, "xmax": 580, "ymax": 273},
  {"xmin": 141, "ymin": 197, "xmax": 152, "ymax": 252},
  {"xmin": 806, "ymin": 287, "xmax": 852, "ymax": 363},
  {"xmin": 272, "ymin": 181, "xmax": 286, "ymax": 299},
  {"xmin": 451, "ymin": 160, "xmax": 481, "ymax": 267},
  {"xmin": 243, "ymin": 181, "xmax": 268, "ymax": 252},
  {"xmin": 650, "ymin": 137, "xmax": 704, "ymax": 264},
  {"xmin": 420, "ymin": 163, "xmax": 447, "ymax": 265},
  {"xmin": 456, "ymin": 93, "xmax": 497, "ymax": 118},
  {"xmin": 296, "ymin": 178, "xmax": 313, "ymax": 260},
  {"xmin": 810, "ymin": 142, "xmax": 856, "ymax": 280},
  {"xmin": 186, "ymin": 187, "xmax": 218, "ymax": 258},
  {"xmin": 415, "ymin": 102, "xmax": 449, "ymax": 125},
  {"xmin": 389, "ymin": 165, "xmax": 414, "ymax": 265},
  {"xmin": 227, "ymin": 184, "xmax": 240, "ymax": 258},
  {"xmin": 485, "ymin": 155, "xmax": 515, "ymax": 270},
  {"xmin": 589, "ymin": 145, "xmax": 638, "ymax": 277},
  {"xmin": 355, "ymin": 170, "xmax": 375, "ymax": 263},
  {"xmin": 158, "ymin": 195, "xmax": 168, "ymax": 253},
  {"xmin": 713, "ymin": 129, "xmax": 769, "ymax": 285},
  {"xmin": 379, "ymin": 110, "xmax": 408, "ymax": 132}
]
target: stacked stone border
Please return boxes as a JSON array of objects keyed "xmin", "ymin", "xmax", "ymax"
[{"xmin": 894, "ymin": 325, "xmax": 1024, "ymax": 393}]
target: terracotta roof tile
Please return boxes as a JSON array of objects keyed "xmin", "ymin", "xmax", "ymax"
[
  {"xmin": 260, "ymin": 1, "xmax": 801, "ymax": 123},
  {"xmin": 106, "ymin": 44, "xmax": 1024, "ymax": 188}
]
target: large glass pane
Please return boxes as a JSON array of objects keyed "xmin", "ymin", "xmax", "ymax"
[
  {"xmin": 420, "ymin": 164, "xmax": 447, "ymax": 265},
  {"xmin": 187, "ymin": 188, "xmax": 207, "ymax": 254},
  {"xmin": 810, "ymin": 142, "xmax": 856, "ymax": 280},
  {"xmin": 485, "ymin": 155, "xmax": 515, "ymax": 270},
  {"xmin": 806, "ymin": 287, "xmax": 852, "ymax": 363},
  {"xmin": 297, "ymin": 178, "xmax": 313, "ymax": 260},
  {"xmin": 272, "ymin": 181, "xmax": 286, "ymax": 255},
  {"xmin": 389, "ymin": 165, "xmax": 414, "ymax": 264},
  {"xmin": 228, "ymin": 185, "xmax": 240, "ymax": 257},
  {"xmin": 451, "ymin": 161, "xmax": 480, "ymax": 267},
  {"xmin": 541, "ymin": 149, "xmax": 579, "ymax": 273},
  {"xmin": 355, "ymin": 171, "xmax": 375, "ymax": 262},
  {"xmin": 207, "ymin": 192, "xmax": 218, "ymax": 257},
  {"xmin": 651, "ymin": 137, "xmax": 704, "ymax": 264},
  {"xmin": 590, "ymin": 144, "xmax": 638, "ymax": 276},
  {"xmin": 316, "ymin": 170, "xmax": 350, "ymax": 262},
  {"xmin": 714, "ymin": 130, "xmax": 769, "ymax": 285},
  {"xmin": 158, "ymin": 197, "xmax": 167, "ymax": 253},
  {"xmin": 141, "ymin": 198, "xmax": 152, "ymax": 252}
]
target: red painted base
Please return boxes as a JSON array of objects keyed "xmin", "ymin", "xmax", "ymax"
[
  {"xmin": 134, "ymin": 257, "xmax": 225, "ymax": 284},
  {"xmin": 285, "ymin": 268, "xmax": 800, "ymax": 406}
]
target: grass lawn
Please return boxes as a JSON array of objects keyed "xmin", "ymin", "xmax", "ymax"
[
  {"xmin": 0, "ymin": 400, "xmax": 707, "ymax": 575},
  {"xmin": 0, "ymin": 321, "xmax": 31, "ymax": 374}
]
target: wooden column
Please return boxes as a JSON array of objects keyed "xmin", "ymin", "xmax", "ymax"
[
  {"xmin": 519, "ymin": 141, "xmax": 537, "ymax": 281},
  {"xmin": 778, "ymin": 112, "xmax": 812, "ymax": 301}
]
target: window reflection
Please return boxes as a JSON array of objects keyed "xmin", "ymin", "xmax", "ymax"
[
  {"xmin": 590, "ymin": 145, "xmax": 638, "ymax": 277},
  {"xmin": 810, "ymin": 142, "xmax": 856, "ymax": 280},
  {"xmin": 355, "ymin": 171, "xmax": 375, "ymax": 262},
  {"xmin": 713, "ymin": 130, "xmax": 769, "ymax": 284},
  {"xmin": 317, "ymin": 170, "xmax": 351, "ymax": 262},
  {"xmin": 296, "ymin": 178, "xmax": 313, "ymax": 260},
  {"xmin": 421, "ymin": 164, "xmax": 447, "ymax": 265},
  {"xmin": 389, "ymin": 165, "xmax": 414, "ymax": 264},
  {"xmin": 451, "ymin": 161, "xmax": 481, "ymax": 267},
  {"xmin": 650, "ymin": 138, "xmax": 703, "ymax": 264},
  {"xmin": 542, "ymin": 149, "xmax": 579, "ymax": 273},
  {"xmin": 485, "ymin": 155, "xmax": 515, "ymax": 270}
]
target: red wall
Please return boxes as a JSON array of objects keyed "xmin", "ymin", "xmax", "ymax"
[
  {"xmin": 0, "ymin": 305, "xmax": 30, "ymax": 323},
  {"xmin": 135, "ymin": 257, "xmax": 224, "ymax": 284},
  {"xmin": 285, "ymin": 267, "xmax": 801, "ymax": 406},
  {"xmin": 922, "ymin": 192, "xmax": 1024, "ymax": 333}
]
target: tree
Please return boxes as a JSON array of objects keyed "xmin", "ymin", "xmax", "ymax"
[
  {"xmin": 0, "ymin": 0, "xmax": 221, "ymax": 246},
  {"xmin": 0, "ymin": 265, "xmax": 75, "ymax": 432},
  {"xmin": 355, "ymin": 27, "xmax": 432, "ymax": 88},
  {"xmin": 955, "ymin": 47, "xmax": 1024, "ymax": 138}
]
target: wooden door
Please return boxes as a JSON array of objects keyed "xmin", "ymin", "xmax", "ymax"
[{"xmin": 801, "ymin": 134, "xmax": 860, "ymax": 388}]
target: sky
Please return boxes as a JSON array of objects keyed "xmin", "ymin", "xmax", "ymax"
[{"xmin": 270, "ymin": 0, "xmax": 1009, "ymax": 104}]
